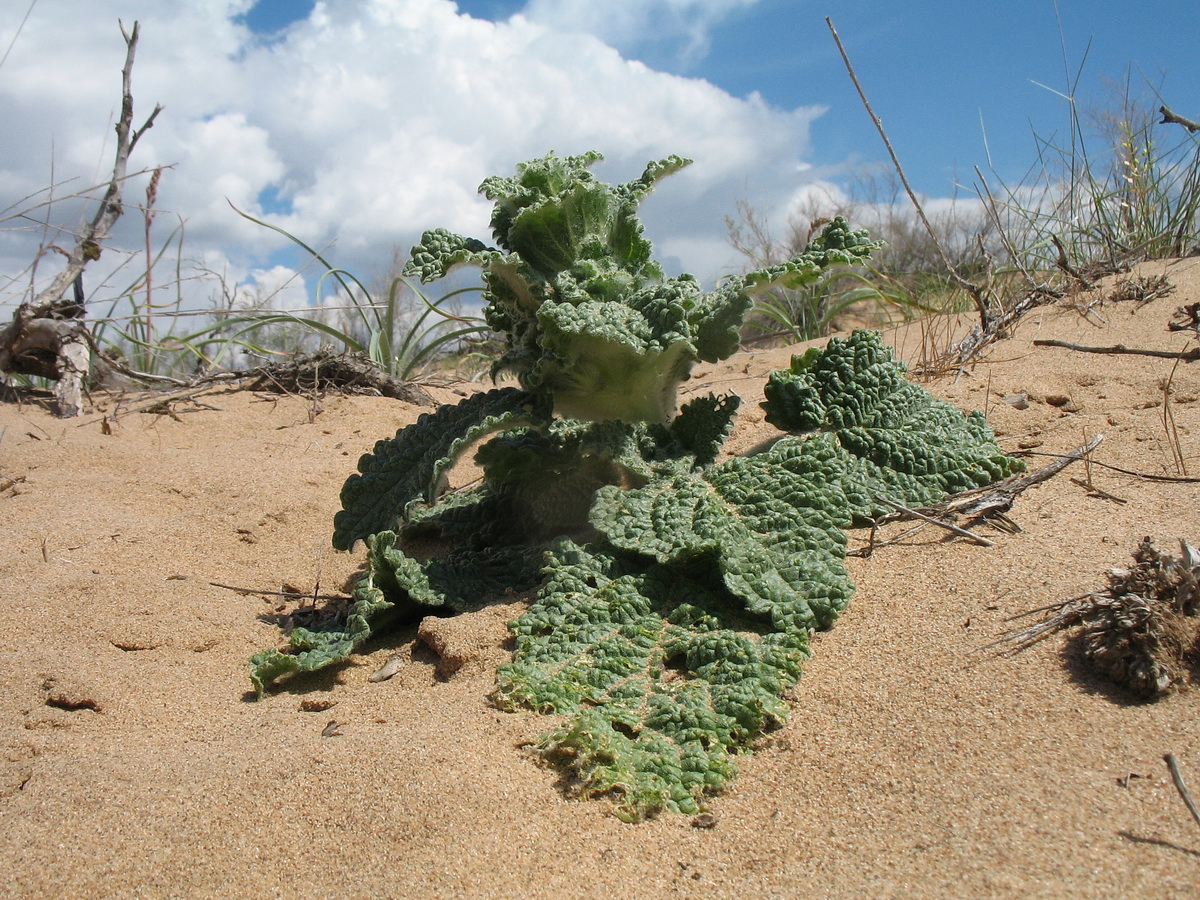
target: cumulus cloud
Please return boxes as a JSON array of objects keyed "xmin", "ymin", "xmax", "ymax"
[
  {"xmin": 0, "ymin": 0, "xmax": 828, "ymax": 323},
  {"xmin": 519, "ymin": 0, "xmax": 762, "ymax": 67}
]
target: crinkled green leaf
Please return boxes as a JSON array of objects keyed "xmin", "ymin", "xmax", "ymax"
[
  {"xmin": 332, "ymin": 388, "xmax": 542, "ymax": 551},
  {"xmin": 687, "ymin": 279, "xmax": 756, "ymax": 363},
  {"xmin": 249, "ymin": 539, "xmax": 403, "ymax": 695},
  {"xmin": 591, "ymin": 457, "xmax": 852, "ymax": 634},
  {"xmin": 403, "ymin": 228, "xmax": 505, "ymax": 283},
  {"xmin": 668, "ymin": 394, "xmax": 740, "ymax": 468},
  {"xmin": 613, "ymin": 154, "xmax": 692, "ymax": 205},
  {"xmin": 251, "ymin": 530, "xmax": 546, "ymax": 694},
  {"xmin": 506, "ymin": 180, "xmax": 615, "ymax": 277},
  {"xmin": 481, "ymin": 150, "xmax": 606, "ymax": 251},
  {"xmin": 398, "ymin": 153, "xmax": 759, "ymax": 423},
  {"xmin": 472, "ymin": 418, "xmax": 694, "ymax": 537},
  {"xmin": 364, "ymin": 531, "xmax": 545, "ymax": 610},
  {"xmin": 762, "ymin": 330, "xmax": 1025, "ymax": 517},
  {"xmin": 495, "ymin": 539, "xmax": 810, "ymax": 820},
  {"xmin": 741, "ymin": 217, "xmax": 882, "ymax": 294}
]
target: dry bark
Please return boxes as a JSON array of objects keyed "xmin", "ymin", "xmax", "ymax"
[{"xmin": 0, "ymin": 21, "xmax": 162, "ymax": 416}]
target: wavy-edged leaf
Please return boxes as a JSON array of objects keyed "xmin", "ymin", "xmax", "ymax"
[
  {"xmin": 687, "ymin": 279, "xmax": 755, "ymax": 363},
  {"xmin": 251, "ymin": 531, "xmax": 546, "ymax": 694},
  {"xmin": 761, "ymin": 330, "xmax": 1025, "ymax": 517},
  {"xmin": 332, "ymin": 388, "xmax": 542, "ymax": 550},
  {"xmin": 668, "ymin": 393, "xmax": 740, "ymax": 467},
  {"xmin": 741, "ymin": 217, "xmax": 883, "ymax": 295},
  {"xmin": 364, "ymin": 531, "xmax": 545, "ymax": 609},
  {"xmin": 249, "ymin": 539, "xmax": 404, "ymax": 695},
  {"xmin": 533, "ymin": 299, "xmax": 696, "ymax": 423},
  {"xmin": 403, "ymin": 228, "xmax": 504, "ymax": 283},
  {"xmin": 495, "ymin": 539, "xmax": 810, "ymax": 820},
  {"xmin": 481, "ymin": 150, "xmax": 605, "ymax": 250},
  {"xmin": 506, "ymin": 180, "xmax": 613, "ymax": 277},
  {"xmin": 591, "ymin": 459, "xmax": 852, "ymax": 633}
]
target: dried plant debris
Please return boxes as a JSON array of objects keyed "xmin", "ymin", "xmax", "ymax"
[
  {"xmin": 996, "ymin": 537, "xmax": 1200, "ymax": 699},
  {"xmin": 1108, "ymin": 274, "xmax": 1175, "ymax": 308},
  {"xmin": 1169, "ymin": 301, "xmax": 1200, "ymax": 335},
  {"xmin": 243, "ymin": 349, "xmax": 432, "ymax": 405}
]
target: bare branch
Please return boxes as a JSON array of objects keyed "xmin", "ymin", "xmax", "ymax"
[
  {"xmin": 1034, "ymin": 339, "xmax": 1200, "ymax": 362},
  {"xmin": 1165, "ymin": 754, "xmax": 1200, "ymax": 832},
  {"xmin": 25, "ymin": 20, "xmax": 162, "ymax": 312},
  {"xmin": 825, "ymin": 17, "xmax": 992, "ymax": 328},
  {"xmin": 873, "ymin": 496, "xmax": 995, "ymax": 546},
  {"xmin": 1160, "ymin": 105, "xmax": 1200, "ymax": 134},
  {"xmin": 0, "ymin": 20, "xmax": 162, "ymax": 416}
]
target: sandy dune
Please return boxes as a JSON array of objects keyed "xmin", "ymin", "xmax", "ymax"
[{"xmin": 2, "ymin": 259, "xmax": 1199, "ymax": 898}]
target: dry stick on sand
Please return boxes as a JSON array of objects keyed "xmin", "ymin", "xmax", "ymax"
[
  {"xmin": 1164, "ymin": 753, "xmax": 1200, "ymax": 833},
  {"xmin": 873, "ymin": 496, "xmax": 994, "ymax": 547},
  {"xmin": 852, "ymin": 435, "xmax": 1105, "ymax": 557},
  {"xmin": 209, "ymin": 581, "xmax": 346, "ymax": 604},
  {"xmin": 1033, "ymin": 339, "xmax": 1200, "ymax": 362}
]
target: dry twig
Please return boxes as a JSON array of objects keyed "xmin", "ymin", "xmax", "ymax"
[
  {"xmin": 1033, "ymin": 339, "xmax": 1200, "ymax": 362},
  {"xmin": 1164, "ymin": 753, "xmax": 1200, "ymax": 832},
  {"xmin": 873, "ymin": 496, "xmax": 994, "ymax": 546},
  {"xmin": 0, "ymin": 21, "xmax": 162, "ymax": 416},
  {"xmin": 1160, "ymin": 105, "xmax": 1200, "ymax": 134},
  {"xmin": 850, "ymin": 436, "xmax": 1104, "ymax": 557},
  {"xmin": 825, "ymin": 17, "xmax": 992, "ymax": 329}
]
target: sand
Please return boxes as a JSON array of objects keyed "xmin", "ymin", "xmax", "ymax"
[{"xmin": 2, "ymin": 258, "xmax": 1199, "ymax": 898}]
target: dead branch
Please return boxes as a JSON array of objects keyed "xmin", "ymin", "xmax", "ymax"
[
  {"xmin": 1033, "ymin": 340, "xmax": 1200, "ymax": 362},
  {"xmin": 850, "ymin": 436, "xmax": 1104, "ymax": 557},
  {"xmin": 1051, "ymin": 235, "xmax": 1097, "ymax": 290},
  {"xmin": 1160, "ymin": 105, "xmax": 1200, "ymax": 134},
  {"xmin": 1165, "ymin": 753, "xmax": 1200, "ymax": 832},
  {"xmin": 0, "ymin": 20, "xmax": 162, "ymax": 416},
  {"xmin": 826, "ymin": 17, "xmax": 992, "ymax": 330},
  {"xmin": 903, "ymin": 434, "xmax": 1103, "ymax": 520},
  {"xmin": 873, "ymin": 496, "xmax": 994, "ymax": 546},
  {"xmin": 1021, "ymin": 450, "xmax": 1200, "ymax": 485}
]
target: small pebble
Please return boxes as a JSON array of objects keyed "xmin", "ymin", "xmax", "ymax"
[
  {"xmin": 368, "ymin": 655, "xmax": 405, "ymax": 682},
  {"xmin": 299, "ymin": 697, "xmax": 337, "ymax": 712}
]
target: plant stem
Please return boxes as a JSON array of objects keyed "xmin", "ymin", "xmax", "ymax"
[{"xmin": 825, "ymin": 17, "xmax": 991, "ymax": 328}]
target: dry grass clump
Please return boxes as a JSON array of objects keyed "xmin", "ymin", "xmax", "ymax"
[
  {"xmin": 1107, "ymin": 273, "xmax": 1176, "ymax": 307},
  {"xmin": 997, "ymin": 537, "xmax": 1200, "ymax": 700}
]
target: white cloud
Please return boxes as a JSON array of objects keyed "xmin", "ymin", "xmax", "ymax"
[
  {"xmin": 0, "ymin": 0, "xmax": 828, "ymax": 326},
  {"xmin": 237, "ymin": 264, "xmax": 309, "ymax": 312},
  {"xmin": 519, "ymin": 0, "xmax": 762, "ymax": 66}
]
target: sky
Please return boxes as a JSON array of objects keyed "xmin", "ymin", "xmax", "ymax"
[{"xmin": 2, "ymin": 0, "xmax": 1198, "ymax": 321}]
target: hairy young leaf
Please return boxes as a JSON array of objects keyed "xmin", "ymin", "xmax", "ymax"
[{"xmin": 401, "ymin": 152, "xmax": 758, "ymax": 423}]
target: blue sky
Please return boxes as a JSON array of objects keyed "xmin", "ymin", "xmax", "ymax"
[
  {"xmin": 3, "ymin": 0, "xmax": 1198, "ymax": 319},
  {"xmin": 240, "ymin": 0, "xmax": 1200, "ymax": 197}
]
